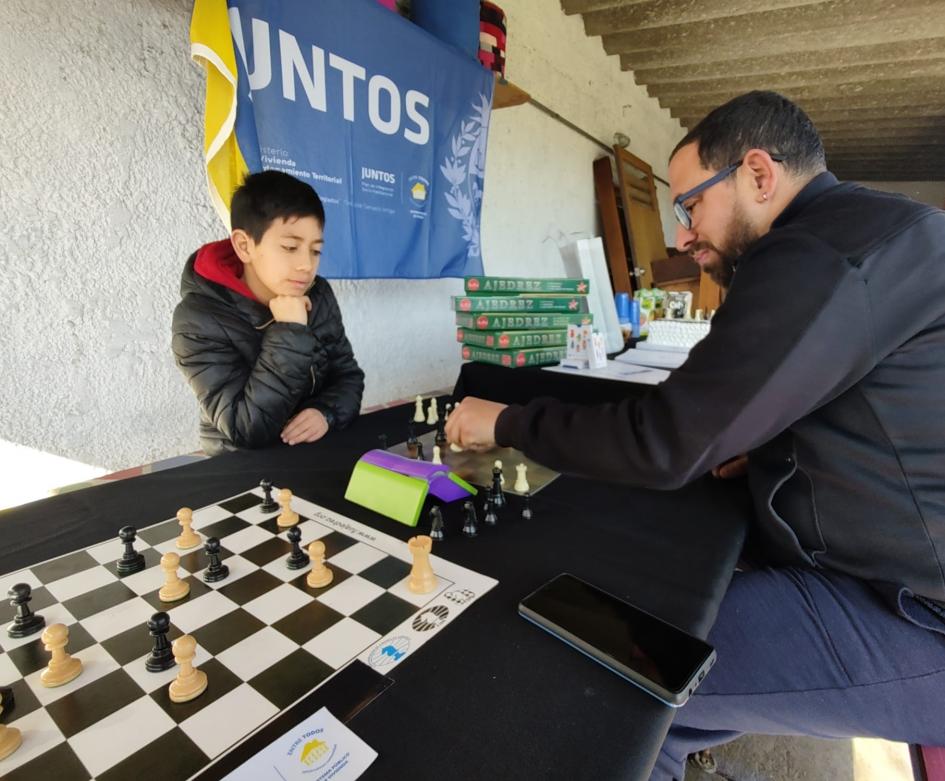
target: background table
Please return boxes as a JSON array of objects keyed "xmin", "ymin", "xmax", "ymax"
[{"xmin": 0, "ymin": 369, "xmax": 750, "ymax": 780}]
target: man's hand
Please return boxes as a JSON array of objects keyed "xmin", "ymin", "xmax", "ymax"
[
  {"xmin": 444, "ymin": 397, "xmax": 508, "ymax": 452},
  {"xmin": 712, "ymin": 454, "xmax": 748, "ymax": 479},
  {"xmin": 270, "ymin": 295, "xmax": 311, "ymax": 325},
  {"xmin": 281, "ymin": 408, "xmax": 329, "ymax": 445}
]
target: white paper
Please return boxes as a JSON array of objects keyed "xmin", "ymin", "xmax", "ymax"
[
  {"xmin": 614, "ymin": 348, "xmax": 688, "ymax": 370},
  {"xmin": 543, "ymin": 360, "xmax": 670, "ymax": 385},
  {"xmin": 222, "ymin": 707, "xmax": 378, "ymax": 781},
  {"xmin": 558, "ymin": 237, "xmax": 625, "ymax": 354}
]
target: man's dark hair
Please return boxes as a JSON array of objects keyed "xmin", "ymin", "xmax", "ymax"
[
  {"xmin": 672, "ymin": 91, "xmax": 826, "ymax": 178},
  {"xmin": 230, "ymin": 170, "xmax": 325, "ymax": 241}
]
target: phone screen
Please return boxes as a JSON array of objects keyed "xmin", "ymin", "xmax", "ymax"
[{"xmin": 520, "ymin": 573, "xmax": 713, "ymax": 694}]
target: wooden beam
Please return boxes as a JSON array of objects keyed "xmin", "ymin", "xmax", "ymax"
[{"xmin": 631, "ymin": 40, "xmax": 945, "ymax": 84}]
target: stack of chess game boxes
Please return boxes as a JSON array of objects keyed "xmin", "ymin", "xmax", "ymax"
[{"xmin": 454, "ymin": 275, "xmax": 592, "ymax": 368}]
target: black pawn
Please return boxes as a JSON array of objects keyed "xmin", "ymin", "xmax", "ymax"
[
  {"xmin": 483, "ymin": 497, "xmax": 498, "ymax": 527},
  {"xmin": 434, "ymin": 415, "xmax": 447, "ymax": 445},
  {"xmin": 416, "ymin": 441, "xmax": 425, "ymax": 461},
  {"xmin": 491, "ymin": 465, "xmax": 506, "ymax": 509},
  {"xmin": 522, "ymin": 492, "xmax": 533, "ymax": 521},
  {"xmin": 260, "ymin": 479, "xmax": 279, "ymax": 513},
  {"xmin": 116, "ymin": 525, "xmax": 146, "ymax": 576},
  {"xmin": 286, "ymin": 526, "xmax": 310, "ymax": 570},
  {"xmin": 462, "ymin": 500, "xmax": 478, "ymax": 538},
  {"xmin": 203, "ymin": 537, "xmax": 229, "ymax": 583},
  {"xmin": 7, "ymin": 583, "xmax": 44, "ymax": 639},
  {"xmin": 407, "ymin": 420, "xmax": 419, "ymax": 446},
  {"xmin": 145, "ymin": 612, "xmax": 175, "ymax": 672},
  {"xmin": 429, "ymin": 506, "xmax": 445, "ymax": 541},
  {"xmin": 0, "ymin": 686, "xmax": 15, "ymax": 714}
]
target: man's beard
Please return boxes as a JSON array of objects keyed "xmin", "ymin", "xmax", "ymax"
[{"xmin": 693, "ymin": 204, "xmax": 761, "ymax": 289}]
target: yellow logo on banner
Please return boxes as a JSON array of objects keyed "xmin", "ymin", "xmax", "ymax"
[{"xmin": 411, "ymin": 181, "xmax": 427, "ymax": 201}]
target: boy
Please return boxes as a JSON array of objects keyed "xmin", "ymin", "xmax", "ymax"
[{"xmin": 172, "ymin": 170, "xmax": 364, "ymax": 455}]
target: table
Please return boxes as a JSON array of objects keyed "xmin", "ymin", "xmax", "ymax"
[{"xmin": 0, "ymin": 372, "xmax": 750, "ymax": 780}]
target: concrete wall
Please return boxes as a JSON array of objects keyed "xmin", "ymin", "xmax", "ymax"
[
  {"xmin": 0, "ymin": 0, "xmax": 683, "ymax": 470},
  {"xmin": 858, "ymin": 181, "xmax": 945, "ymax": 208}
]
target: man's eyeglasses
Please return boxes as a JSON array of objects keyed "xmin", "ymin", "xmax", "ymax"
[{"xmin": 673, "ymin": 154, "xmax": 786, "ymax": 230}]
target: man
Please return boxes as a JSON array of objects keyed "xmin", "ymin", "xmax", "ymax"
[{"xmin": 446, "ymin": 92, "xmax": 945, "ymax": 779}]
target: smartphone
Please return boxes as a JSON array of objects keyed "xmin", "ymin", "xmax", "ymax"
[{"xmin": 518, "ymin": 573, "xmax": 716, "ymax": 707}]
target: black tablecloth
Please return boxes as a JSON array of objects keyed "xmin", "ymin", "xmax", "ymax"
[{"xmin": 0, "ymin": 384, "xmax": 750, "ymax": 780}]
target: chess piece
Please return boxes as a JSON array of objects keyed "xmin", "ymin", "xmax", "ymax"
[
  {"xmin": 117, "ymin": 525, "xmax": 146, "ymax": 576},
  {"xmin": 413, "ymin": 395, "xmax": 425, "ymax": 423},
  {"xmin": 407, "ymin": 419, "xmax": 419, "ymax": 446},
  {"xmin": 429, "ymin": 506, "xmax": 445, "ymax": 541},
  {"xmin": 306, "ymin": 541, "xmax": 333, "ymax": 588},
  {"xmin": 176, "ymin": 508, "xmax": 201, "ymax": 550},
  {"xmin": 483, "ymin": 497, "xmax": 498, "ymax": 527},
  {"xmin": 435, "ymin": 414, "xmax": 447, "ymax": 445},
  {"xmin": 203, "ymin": 537, "xmax": 229, "ymax": 583},
  {"xmin": 0, "ymin": 690, "xmax": 21, "ymax": 761},
  {"xmin": 431, "ymin": 445, "xmax": 442, "ymax": 465},
  {"xmin": 426, "ymin": 397, "xmax": 439, "ymax": 425},
  {"xmin": 514, "ymin": 463, "xmax": 530, "ymax": 494},
  {"xmin": 168, "ymin": 634, "xmax": 207, "ymax": 703},
  {"xmin": 6, "ymin": 583, "xmax": 45, "ymax": 638},
  {"xmin": 407, "ymin": 535, "xmax": 437, "ymax": 594},
  {"xmin": 159, "ymin": 551, "xmax": 190, "ymax": 602},
  {"xmin": 276, "ymin": 488, "xmax": 299, "ymax": 528},
  {"xmin": 259, "ymin": 479, "xmax": 279, "ymax": 513},
  {"xmin": 461, "ymin": 500, "xmax": 478, "ymax": 538},
  {"xmin": 378, "ymin": 433, "xmax": 389, "ymax": 451},
  {"xmin": 450, "ymin": 442, "xmax": 464, "ymax": 453},
  {"xmin": 491, "ymin": 461, "xmax": 506, "ymax": 508},
  {"xmin": 285, "ymin": 526, "xmax": 310, "ymax": 570},
  {"xmin": 445, "ymin": 402, "xmax": 453, "ymax": 419},
  {"xmin": 521, "ymin": 492, "xmax": 533, "ymax": 521},
  {"xmin": 416, "ymin": 441, "xmax": 425, "ymax": 461},
  {"xmin": 40, "ymin": 623, "xmax": 83, "ymax": 688},
  {"xmin": 145, "ymin": 612, "xmax": 176, "ymax": 672}
]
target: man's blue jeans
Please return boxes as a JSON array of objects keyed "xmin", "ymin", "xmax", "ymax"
[{"xmin": 651, "ymin": 567, "xmax": 945, "ymax": 780}]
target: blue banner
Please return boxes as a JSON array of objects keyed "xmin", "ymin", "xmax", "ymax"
[{"xmin": 225, "ymin": 0, "xmax": 493, "ymax": 278}]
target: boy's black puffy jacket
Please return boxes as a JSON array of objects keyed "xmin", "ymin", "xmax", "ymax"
[{"xmin": 172, "ymin": 240, "xmax": 364, "ymax": 455}]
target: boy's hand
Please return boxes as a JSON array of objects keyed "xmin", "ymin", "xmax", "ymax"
[
  {"xmin": 281, "ymin": 408, "xmax": 329, "ymax": 445},
  {"xmin": 445, "ymin": 397, "xmax": 507, "ymax": 451},
  {"xmin": 270, "ymin": 295, "xmax": 311, "ymax": 325}
]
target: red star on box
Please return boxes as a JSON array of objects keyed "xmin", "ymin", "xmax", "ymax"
[
  {"xmin": 502, "ymin": 355, "xmax": 512, "ymax": 366},
  {"xmin": 499, "ymin": 335, "xmax": 510, "ymax": 348},
  {"xmin": 477, "ymin": 315, "xmax": 489, "ymax": 329},
  {"xmin": 568, "ymin": 300, "xmax": 578, "ymax": 310},
  {"xmin": 460, "ymin": 298, "xmax": 472, "ymax": 311},
  {"xmin": 577, "ymin": 282, "xmax": 587, "ymax": 292},
  {"xmin": 468, "ymin": 278, "xmax": 480, "ymax": 291},
  {"xmin": 462, "ymin": 346, "xmax": 471, "ymax": 359},
  {"xmin": 516, "ymin": 353, "xmax": 526, "ymax": 367}
]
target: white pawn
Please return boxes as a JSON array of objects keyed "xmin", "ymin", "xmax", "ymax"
[
  {"xmin": 494, "ymin": 459, "xmax": 506, "ymax": 485},
  {"xmin": 0, "ymin": 691, "xmax": 21, "ymax": 760},
  {"xmin": 514, "ymin": 463, "xmax": 530, "ymax": 493},
  {"xmin": 306, "ymin": 541, "xmax": 333, "ymax": 588},
  {"xmin": 168, "ymin": 634, "xmax": 207, "ymax": 703},
  {"xmin": 450, "ymin": 442, "xmax": 464, "ymax": 453},
  {"xmin": 176, "ymin": 507, "xmax": 201, "ymax": 550},
  {"xmin": 40, "ymin": 623, "xmax": 83, "ymax": 688},
  {"xmin": 431, "ymin": 445, "xmax": 442, "ymax": 465},
  {"xmin": 445, "ymin": 402, "xmax": 453, "ymax": 419},
  {"xmin": 413, "ymin": 395, "xmax": 425, "ymax": 423},
  {"xmin": 426, "ymin": 397, "xmax": 439, "ymax": 425},
  {"xmin": 159, "ymin": 551, "xmax": 190, "ymax": 602},
  {"xmin": 277, "ymin": 488, "xmax": 299, "ymax": 528}
]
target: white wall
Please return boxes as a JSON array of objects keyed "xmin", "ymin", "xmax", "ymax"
[
  {"xmin": 0, "ymin": 0, "xmax": 683, "ymax": 470},
  {"xmin": 858, "ymin": 181, "xmax": 945, "ymax": 208}
]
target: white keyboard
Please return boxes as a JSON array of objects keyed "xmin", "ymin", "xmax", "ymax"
[{"xmin": 640, "ymin": 319, "xmax": 711, "ymax": 352}]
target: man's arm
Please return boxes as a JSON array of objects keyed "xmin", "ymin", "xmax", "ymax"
[
  {"xmin": 172, "ymin": 301, "xmax": 316, "ymax": 448},
  {"xmin": 492, "ymin": 232, "xmax": 878, "ymax": 489}
]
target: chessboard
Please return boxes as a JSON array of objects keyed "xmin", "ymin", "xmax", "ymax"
[{"xmin": 0, "ymin": 485, "xmax": 496, "ymax": 780}]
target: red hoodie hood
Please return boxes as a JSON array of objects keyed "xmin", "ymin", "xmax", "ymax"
[{"xmin": 194, "ymin": 239, "xmax": 258, "ymax": 301}]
